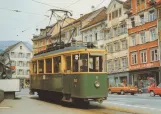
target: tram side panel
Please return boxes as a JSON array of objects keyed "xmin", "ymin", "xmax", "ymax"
[
  {"xmin": 30, "ymin": 74, "xmax": 63, "ymax": 93},
  {"xmin": 70, "ymin": 74, "xmax": 108, "ymax": 99}
]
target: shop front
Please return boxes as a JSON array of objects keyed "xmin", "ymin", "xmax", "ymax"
[
  {"xmin": 108, "ymin": 72, "xmax": 130, "ymax": 87},
  {"xmin": 129, "ymin": 67, "xmax": 160, "ymax": 93}
]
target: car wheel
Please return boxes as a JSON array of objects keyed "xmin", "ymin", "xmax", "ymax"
[
  {"xmin": 121, "ymin": 90, "xmax": 125, "ymax": 95},
  {"xmin": 150, "ymin": 91, "xmax": 155, "ymax": 97},
  {"xmin": 131, "ymin": 93, "xmax": 135, "ymax": 95},
  {"xmin": 109, "ymin": 90, "xmax": 112, "ymax": 94},
  {"xmin": 159, "ymin": 95, "xmax": 161, "ymax": 97}
]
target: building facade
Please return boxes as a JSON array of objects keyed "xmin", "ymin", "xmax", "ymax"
[
  {"xmin": 81, "ymin": 7, "xmax": 107, "ymax": 48},
  {"xmin": 1, "ymin": 41, "xmax": 32, "ymax": 87},
  {"xmin": 32, "ymin": 18, "xmax": 76, "ymax": 54},
  {"xmin": 105, "ymin": 0, "xmax": 130, "ymax": 86},
  {"xmin": 127, "ymin": 0, "xmax": 160, "ymax": 92}
]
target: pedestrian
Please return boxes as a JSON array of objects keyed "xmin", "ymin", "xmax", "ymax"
[{"xmin": 139, "ymin": 80, "xmax": 143, "ymax": 94}]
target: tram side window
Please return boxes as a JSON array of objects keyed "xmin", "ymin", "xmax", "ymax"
[
  {"xmin": 79, "ymin": 54, "xmax": 88, "ymax": 72},
  {"xmin": 54, "ymin": 56, "xmax": 61, "ymax": 73},
  {"xmin": 38, "ymin": 60, "xmax": 44, "ymax": 73},
  {"xmin": 46, "ymin": 58, "xmax": 52, "ymax": 73},
  {"xmin": 89, "ymin": 56, "xmax": 103, "ymax": 72},
  {"xmin": 66, "ymin": 56, "xmax": 71, "ymax": 73},
  {"xmin": 72, "ymin": 54, "xmax": 79, "ymax": 72},
  {"xmin": 33, "ymin": 62, "xmax": 37, "ymax": 74}
]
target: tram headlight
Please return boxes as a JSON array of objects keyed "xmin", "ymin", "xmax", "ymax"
[{"xmin": 95, "ymin": 81, "xmax": 100, "ymax": 88}]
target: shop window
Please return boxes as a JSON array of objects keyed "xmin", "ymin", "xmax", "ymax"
[
  {"xmin": 46, "ymin": 58, "xmax": 52, "ymax": 73},
  {"xmin": 140, "ymin": 50, "xmax": 147, "ymax": 63},
  {"xmin": 131, "ymin": 52, "xmax": 137, "ymax": 65},
  {"xmin": 54, "ymin": 56, "xmax": 61, "ymax": 73},
  {"xmin": 38, "ymin": 60, "xmax": 44, "ymax": 73},
  {"xmin": 79, "ymin": 54, "xmax": 88, "ymax": 72},
  {"xmin": 33, "ymin": 62, "xmax": 37, "ymax": 74},
  {"xmin": 89, "ymin": 55, "xmax": 103, "ymax": 72},
  {"xmin": 66, "ymin": 56, "xmax": 71, "ymax": 73},
  {"xmin": 150, "ymin": 47, "xmax": 158, "ymax": 62}
]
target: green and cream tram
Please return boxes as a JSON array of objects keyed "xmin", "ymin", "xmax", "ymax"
[{"xmin": 30, "ymin": 45, "xmax": 108, "ymax": 106}]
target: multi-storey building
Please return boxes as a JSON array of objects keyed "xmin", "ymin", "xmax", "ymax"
[
  {"xmin": 81, "ymin": 7, "xmax": 107, "ymax": 48},
  {"xmin": 105, "ymin": 0, "xmax": 130, "ymax": 86},
  {"xmin": 32, "ymin": 17, "xmax": 75, "ymax": 54},
  {"xmin": 1, "ymin": 41, "xmax": 32, "ymax": 87},
  {"xmin": 60, "ymin": 7, "xmax": 107, "ymax": 46},
  {"xmin": 127, "ymin": 0, "xmax": 160, "ymax": 92}
]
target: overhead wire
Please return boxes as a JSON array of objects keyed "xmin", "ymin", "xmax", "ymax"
[
  {"xmin": 64, "ymin": 0, "xmax": 82, "ymax": 8},
  {"xmin": 0, "ymin": 7, "xmax": 49, "ymax": 17},
  {"xmin": 95, "ymin": 0, "xmax": 106, "ymax": 9},
  {"xmin": 17, "ymin": 16, "xmax": 49, "ymax": 36},
  {"xmin": 32, "ymin": 0, "xmax": 66, "ymax": 10}
]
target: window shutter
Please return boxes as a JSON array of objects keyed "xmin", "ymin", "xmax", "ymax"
[
  {"xmin": 145, "ymin": 31, "xmax": 149, "ymax": 42},
  {"xmin": 135, "ymin": 16, "xmax": 139, "ymax": 26},
  {"xmin": 144, "ymin": 11, "xmax": 149, "ymax": 23},
  {"xmin": 17, "ymin": 61, "xmax": 19, "ymax": 66},
  {"xmin": 126, "ymin": 19, "xmax": 132, "ymax": 29}
]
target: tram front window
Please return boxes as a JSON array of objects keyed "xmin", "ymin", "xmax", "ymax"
[
  {"xmin": 72, "ymin": 54, "xmax": 79, "ymax": 72},
  {"xmin": 80, "ymin": 54, "xmax": 88, "ymax": 72},
  {"xmin": 89, "ymin": 55, "xmax": 103, "ymax": 72}
]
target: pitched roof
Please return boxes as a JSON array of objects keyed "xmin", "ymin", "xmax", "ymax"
[
  {"xmin": 0, "ymin": 41, "xmax": 31, "ymax": 55},
  {"xmin": 81, "ymin": 7, "xmax": 107, "ymax": 30},
  {"xmin": 1, "ymin": 42, "xmax": 20, "ymax": 55},
  {"xmin": 63, "ymin": 7, "xmax": 106, "ymax": 29}
]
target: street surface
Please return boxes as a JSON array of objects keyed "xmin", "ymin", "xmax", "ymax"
[{"xmin": 0, "ymin": 89, "xmax": 161, "ymax": 114}]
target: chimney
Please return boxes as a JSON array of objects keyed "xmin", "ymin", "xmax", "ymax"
[
  {"xmin": 80, "ymin": 14, "xmax": 83, "ymax": 17},
  {"xmin": 91, "ymin": 5, "xmax": 95, "ymax": 11}
]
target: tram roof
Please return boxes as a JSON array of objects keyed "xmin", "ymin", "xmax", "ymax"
[{"xmin": 33, "ymin": 46, "xmax": 106, "ymax": 59}]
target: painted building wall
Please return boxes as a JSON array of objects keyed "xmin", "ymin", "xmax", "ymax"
[
  {"xmin": 9, "ymin": 42, "xmax": 32, "ymax": 79},
  {"xmin": 105, "ymin": 0, "xmax": 129, "ymax": 74},
  {"xmin": 128, "ymin": 0, "xmax": 160, "ymax": 70}
]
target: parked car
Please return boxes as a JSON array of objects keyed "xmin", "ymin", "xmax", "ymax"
[
  {"xmin": 148, "ymin": 83, "xmax": 161, "ymax": 97},
  {"xmin": 108, "ymin": 83, "xmax": 138, "ymax": 95}
]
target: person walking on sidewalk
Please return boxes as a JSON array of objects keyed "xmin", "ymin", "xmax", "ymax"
[{"xmin": 139, "ymin": 80, "xmax": 143, "ymax": 94}]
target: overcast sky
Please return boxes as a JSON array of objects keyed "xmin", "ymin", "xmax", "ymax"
[{"xmin": 0, "ymin": 0, "xmax": 115, "ymax": 43}]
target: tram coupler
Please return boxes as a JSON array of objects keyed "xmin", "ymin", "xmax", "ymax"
[{"xmin": 96, "ymin": 98, "xmax": 103, "ymax": 104}]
